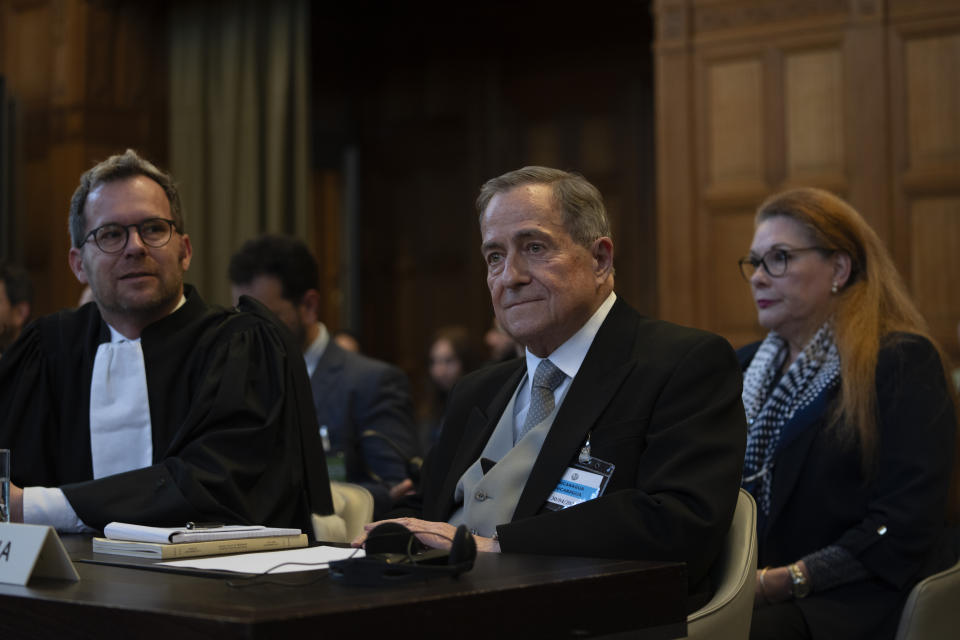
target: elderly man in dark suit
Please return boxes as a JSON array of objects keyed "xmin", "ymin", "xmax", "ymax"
[
  {"xmin": 229, "ymin": 235, "xmax": 421, "ymax": 518},
  {"xmin": 355, "ymin": 166, "xmax": 747, "ymax": 603}
]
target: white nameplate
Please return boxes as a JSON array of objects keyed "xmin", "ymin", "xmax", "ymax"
[{"xmin": 0, "ymin": 523, "xmax": 80, "ymax": 585}]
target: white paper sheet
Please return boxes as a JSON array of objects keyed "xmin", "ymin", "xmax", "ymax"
[{"xmin": 158, "ymin": 545, "xmax": 365, "ymax": 574}]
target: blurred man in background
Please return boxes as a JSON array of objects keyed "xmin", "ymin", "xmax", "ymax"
[{"xmin": 0, "ymin": 261, "xmax": 33, "ymax": 355}]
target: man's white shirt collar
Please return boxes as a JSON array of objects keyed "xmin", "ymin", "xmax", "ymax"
[
  {"xmin": 304, "ymin": 322, "xmax": 330, "ymax": 378},
  {"xmin": 511, "ymin": 292, "xmax": 616, "ymax": 443},
  {"xmin": 523, "ymin": 291, "xmax": 617, "ymax": 388},
  {"xmin": 105, "ymin": 294, "xmax": 187, "ymax": 343}
]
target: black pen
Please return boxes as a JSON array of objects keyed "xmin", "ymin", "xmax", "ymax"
[{"xmin": 185, "ymin": 521, "xmax": 225, "ymax": 530}]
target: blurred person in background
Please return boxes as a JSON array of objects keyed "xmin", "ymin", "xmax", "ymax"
[
  {"xmin": 0, "ymin": 261, "xmax": 33, "ymax": 356},
  {"xmin": 230, "ymin": 235, "xmax": 420, "ymax": 517},
  {"xmin": 421, "ymin": 325, "xmax": 484, "ymax": 450},
  {"xmin": 484, "ymin": 317, "xmax": 521, "ymax": 364}
]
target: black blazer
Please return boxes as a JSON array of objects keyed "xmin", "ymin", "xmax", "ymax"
[
  {"xmin": 309, "ymin": 338, "xmax": 420, "ymax": 518},
  {"xmin": 740, "ymin": 333, "xmax": 957, "ymax": 640},
  {"xmin": 395, "ymin": 298, "xmax": 747, "ymax": 594}
]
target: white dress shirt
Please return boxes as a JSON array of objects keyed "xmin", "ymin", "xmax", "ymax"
[
  {"xmin": 513, "ymin": 292, "xmax": 616, "ymax": 442},
  {"xmin": 303, "ymin": 322, "xmax": 330, "ymax": 378}
]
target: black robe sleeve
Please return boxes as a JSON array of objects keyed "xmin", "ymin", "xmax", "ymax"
[
  {"xmin": 0, "ymin": 320, "xmax": 70, "ymax": 488},
  {"xmin": 0, "ymin": 293, "xmax": 332, "ymax": 532}
]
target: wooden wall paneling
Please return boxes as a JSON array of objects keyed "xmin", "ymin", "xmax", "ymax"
[
  {"xmin": 655, "ymin": 0, "xmax": 699, "ymax": 328},
  {"xmin": 4, "ymin": 1, "xmax": 56, "ymax": 105},
  {"xmin": 1, "ymin": 0, "xmax": 169, "ymax": 316},
  {"xmin": 889, "ymin": 0, "xmax": 960, "ymax": 25},
  {"xmin": 708, "ymin": 210, "xmax": 760, "ymax": 347},
  {"xmin": 657, "ymin": 1, "xmax": 890, "ymax": 347},
  {"xmin": 843, "ymin": 2, "xmax": 888, "ymax": 241},
  {"xmin": 354, "ymin": 54, "xmax": 492, "ymax": 376},
  {"xmin": 315, "ymin": 4, "xmax": 655, "ymax": 392},
  {"xmin": 903, "ymin": 32, "xmax": 960, "ymax": 178},
  {"xmin": 525, "ymin": 121, "xmax": 562, "ymax": 168},
  {"xmin": 888, "ymin": 6, "xmax": 960, "ymax": 361},
  {"xmin": 580, "ymin": 117, "xmax": 616, "ymax": 177},
  {"xmin": 690, "ymin": 0, "xmax": 851, "ymax": 49},
  {"xmin": 655, "ymin": 0, "xmax": 960, "ymax": 355},
  {"xmin": 764, "ymin": 44, "xmax": 786, "ymax": 192},
  {"xmin": 17, "ymin": 0, "xmax": 79, "ymax": 315},
  {"xmin": 310, "ymin": 168, "xmax": 343, "ymax": 332},
  {"xmin": 504, "ymin": 62, "xmax": 653, "ymax": 317},
  {"xmin": 694, "ymin": 43, "xmax": 770, "ymax": 343},
  {"xmin": 784, "ymin": 47, "xmax": 844, "ymax": 183},
  {"xmin": 702, "ymin": 54, "xmax": 766, "ymax": 202},
  {"xmin": 0, "ymin": 2, "xmax": 6, "ymax": 70},
  {"xmin": 908, "ymin": 197, "xmax": 960, "ymax": 357}
]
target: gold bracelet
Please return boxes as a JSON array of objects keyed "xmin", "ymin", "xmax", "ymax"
[{"xmin": 758, "ymin": 566, "xmax": 771, "ymax": 602}]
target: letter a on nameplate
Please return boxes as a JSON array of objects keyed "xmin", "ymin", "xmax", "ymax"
[{"xmin": 0, "ymin": 523, "xmax": 80, "ymax": 585}]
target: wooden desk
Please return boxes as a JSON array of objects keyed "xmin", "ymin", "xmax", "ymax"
[{"xmin": 0, "ymin": 535, "xmax": 687, "ymax": 639}]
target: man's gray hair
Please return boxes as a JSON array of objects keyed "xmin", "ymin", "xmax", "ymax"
[
  {"xmin": 476, "ymin": 166, "xmax": 612, "ymax": 247},
  {"xmin": 68, "ymin": 149, "xmax": 184, "ymax": 248}
]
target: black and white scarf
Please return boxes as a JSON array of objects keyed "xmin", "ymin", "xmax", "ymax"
[{"xmin": 741, "ymin": 323, "xmax": 840, "ymax": 517}]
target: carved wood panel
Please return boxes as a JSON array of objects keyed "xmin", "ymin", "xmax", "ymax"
[
  {"xmin": 909, "ymin": 198, "xmax": 960, "ymax": 346},
  {"xmin": 0, "ymin": 0, "xmax": 168, "ymax": 316},
  {"xmin": 655, "ymin": 0, "xmax": 960, "ymax": 362},
  {"xmin": 889, "ymin": 11, "xmax": 960, "ymax": 360},
  {"xmin": 785, "ymin": 48, "xmax": 844, "ymax": 179}
]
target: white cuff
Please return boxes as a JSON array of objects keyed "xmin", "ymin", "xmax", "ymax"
[{"xmin": 23, "ymin": 486, "xmax": 95, "ymax": 532}]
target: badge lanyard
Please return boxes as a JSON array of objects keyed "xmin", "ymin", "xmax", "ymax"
[{"xmin": 545, "ymin": 432, "xmax": 615, "ymax": 511}]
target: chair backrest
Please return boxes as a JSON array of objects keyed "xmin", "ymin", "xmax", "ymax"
[
  {"xmin": 894, "ymin": 556, "xmax": 960, "ymax": 640},
  {"xmin": 687, "ymin": 488, "xmax": 758, "ymax": 640},
  {"xmin": 311, "ymin": 481, "xmax": 375, "ymax": 543}
]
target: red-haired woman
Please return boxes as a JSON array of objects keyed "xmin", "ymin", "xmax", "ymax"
[{"xmin": 738, "ymin": 188, "xmax": 958, "ymax": 640}]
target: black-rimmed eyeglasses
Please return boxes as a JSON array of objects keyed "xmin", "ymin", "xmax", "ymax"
[
  {"xmin": 79, "ymin": 218, "xmax": 178, "ymax": 254},
  {"xmin": 738, "ymin": 247, "xmax": 832, "ymax": 280}
]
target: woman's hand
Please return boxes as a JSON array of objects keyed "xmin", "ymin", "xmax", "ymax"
[{"xmin": 755, "ymin": 564, "xmax": 806, "ymax": 605}]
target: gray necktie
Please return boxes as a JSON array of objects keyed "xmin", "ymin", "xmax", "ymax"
[{"xmin": 518, "ymin": 359, "xmax": 566, "ymax": 442}]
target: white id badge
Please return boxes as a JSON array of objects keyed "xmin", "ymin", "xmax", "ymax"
[{"xmin": 545, "ymin": 454, "xmax": 615, "ymax": 511}]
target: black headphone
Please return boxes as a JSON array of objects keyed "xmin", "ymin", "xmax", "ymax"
[{"xmin": 329, "ymin": 522, "xmax": 477, "ymax": 586}]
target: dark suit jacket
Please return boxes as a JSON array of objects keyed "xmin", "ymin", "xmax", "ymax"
[
  {"xmin": 739, "ymin": 333, "xmax": 957, "ymax": 640},
  {"xmin": 310, "ymin": 339, "xmax": 420, "ymax": 517},
  {"xmin": 395, "ymin": 298, "xmax": 747, "ymax": 595}
]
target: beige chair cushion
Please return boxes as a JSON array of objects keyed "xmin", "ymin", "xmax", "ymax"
[
  {"xmin": 687, "ymin": 488, "xmax": 758, "ymax": 640},
  {"xmin": 311, "ymin": 481, "xmax": 375, "ymax": 543},
  {"xmin": 895, "ymin": 555, "xmax": 960, "ymax": 640}
]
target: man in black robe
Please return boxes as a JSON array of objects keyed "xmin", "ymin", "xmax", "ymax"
[{"xmin": 0, "ymin": 149, "xmax": 331, "ymax": 531}]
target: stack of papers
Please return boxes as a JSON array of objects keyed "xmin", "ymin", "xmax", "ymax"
[
  {"xmin": 104, "ymin": 522, "xmax": 302, "ymax": 544},
  {"xmin": 93, "ymin": 522, "xmax": 308, "ymax": 559}
]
